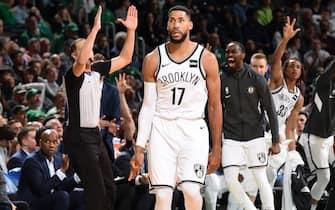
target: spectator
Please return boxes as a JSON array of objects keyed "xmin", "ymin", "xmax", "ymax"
[
  {"xmin": 7, "ymin": 126, "xmax": 37, "ymax": 171},
  {"xmin": 296, "ymin": 111, "xmax": 308, "ymax": 137},
  {"xmin": 45, "ymin": 90, "xmax": 66, "ymax": 119},
  {"xmin": 243, "ymin": 8, "xmax": 271, "ymax": 53},
  {"xmin": 0, "ymin": 0, "xmax": 16, "ymax": 29},
  {"xmin": 115, "ymin": 0, "xmax": 131, "ymax": 19},
  {"xmin": 217, "ymin": 7, "xmax": 244, "ymax": 45},
  {"xmin": 232, "ymin": 0, "xmax": 250, "ymax": 25},
  {"xmin": 26, "ymin": 88, "xmax": 46, "ymax": 121},
  {"xmin": 0, "ymin": 65, "xmax": 15, "ymax": 112},
  {"xmin": 43, "ymin": 65, "xmax": 60, "ymax": 110},
  {"xmin": 303, "ymin": 37, "xmax": 330, "ymax": 101},
  {"xmin": 78, "ymin": 22, "xmax": 91, "ymax": 38},
  {"xmin": 267, "ymin": 8, "xmax": 285, "ymax": 49},
  {"xmin": 208, "ymin": 32, "xmax": 225, "ymax": 68},
  {"xmin": 250, "ymin": 52, "xmax": 269, "ymax": 78},
  {"xmin": 39, "ymin": 37, "xmax": 51, "ymax": 59},
  {"xmin": 0, "ymin": 167, "xmax": 30, "ymax": 210},
  {"xmin": 10, "ymin": 105, "xmax": 28, "ymax": 127},
  {"xmin": 93, "ymin": 33, "xmax": 110, "ymax": 59},
  {"xmin": 0, "ymin": 36, "xmax": 14, "ymax": 67},
  {"xmin": 99, "ymin": 77, "xmax": 121, "ymax": 161},
  {"xmin": 52, "ymin": 23, "xmax": 79, "ymax": 53},
  {"xmin": 29, "ymin": 6, "xmax": 54, "ymax": 42},
  {"xmin": 17, "ymin": 129, "xmax": 84, "ymax": 210},
  {"xmin": 0, "ymin": 125, "xmax": 16, "ymax": 173},
  {"xmin": 26, "ymin": 59, "xmax": 44, "ymax": 83},
  {"xmin": 58, "ymin": 39, "xmax": 74, "ymax": 85},
  {"xmin": 8, "ymin": 119, "xmax": 23, "ymax": 136},
  {"xmin": 24, "ymin": 38, "xmax": 42, "ymax": 62},
  {"xmin": 89, "ymin": 0, "xmax": 115, "ymax": 28},
  {"xmin": 52, "ymin": 4, "xmax": 74, "ymax": 34},
  {"xmin": 139, "ymin": 12, "xmax": 164, "ymax": 53},
  {"xmin": 19, "ymin": 14, "xmax": 48, "ymax": 48},
  {"xmin": 319, "ymin": 19, "xmax": 335, "ymax": 55},
  {"xmin": 287, "ymin": 37, "xmax": 302, "ymax": 60},
  {"xmin": 0, "ymin": 125, "xmax": 29, "ymax": 210},
  {"xmin": 11, "ymin": 0, "xmax": 29, "ymax": 26},
  {"xmin": 44, "ymin": 118, "xmax": 64, "ymax": 153},
  {"xmin": 8, "ymin": 86, "xmax": 27, "ymax": 109},
  {"xmin": 256, "ymin": 0, "xmax": 273, "ymax": 26}
]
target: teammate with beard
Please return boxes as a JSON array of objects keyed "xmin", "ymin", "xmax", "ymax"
[{"xmin": 128, "ymin": 5, "xmax": 222, "ymax": 210}]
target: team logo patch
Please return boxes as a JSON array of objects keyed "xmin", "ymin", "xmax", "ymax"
[
  {"xmin": 225, "ymin": 87, "xmax": 230, "ymax": 94},
  {"xmin": 189, "ymin": 59, "xmax": 198, "ymax": 68},
  {"xmin": 247, "ymin": 86, "xmax": 255, "ymax": 94},
  {"xmin": 257, "ymin": 152, "xmax": 266, "ymax": 163},
  {"xmin": 194, "ymin": 164, "xmax": 205, "ymax": 178},
  {"xmin": 224, "ymin": 87, "xmax": 231, "ymax": 98}
]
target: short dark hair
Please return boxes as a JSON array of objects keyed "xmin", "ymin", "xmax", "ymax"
[
  {"xmin": 168, "ymin": 5, "xmax": 191, "ymax": 19},
  {"xmin": 299, "ymin": 111, "xmax": 309, "ymax": 119},
  {"xmin": 228, "ymin": 41, "xmax": 245, "ymax": 53},
  {"xmin": 0, "ymin": 125, "xmax": 16, "ymax": 141},
  {"xmin": 17, "ymin": 127, "xmax": 36, "ymax": 146}
]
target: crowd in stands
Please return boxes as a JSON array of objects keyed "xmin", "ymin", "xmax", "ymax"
[{"xmin": 0, "ymin": 0, "xmax": 334, "ymax": 209}]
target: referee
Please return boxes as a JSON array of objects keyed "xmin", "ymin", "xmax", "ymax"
[{"xmin": 62, "ymin": 5, "xmax": 137, "ymax": 210}]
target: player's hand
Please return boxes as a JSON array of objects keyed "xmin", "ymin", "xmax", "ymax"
[
  {"xmin": 283, "ymin": 16, "xmax": 300, "ymax": 41},
  {"xmin": 128, "ymin": 146, "xmax": 145, "ymax": 181},
  {"xmin": 207, "ymin": 148, "xmax": 221, "ymax": 174},
  {"xmin": 93, "ymin": 5, "xmax": 102, "ymax": 31},
  {"xmin": 116, "ymin": 73, "xmax": 129, "ymax": 95},
  {"xmin": 116, "ymin": 5, "xmax": 138, "ymax": 31},
  {"xmin": 269, "ymin": 142, "xmax": 280, "ymax": 155}
]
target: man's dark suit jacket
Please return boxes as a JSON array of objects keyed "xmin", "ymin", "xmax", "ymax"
[
  {"xmin": 17, "ymin": 150, "xmax": 77, "ymax": 205},
  {"xmin": 100, "ymin": 82, "xmax": 121, "ymax": 161},
  {"xmin": 7, "ymin": 149, "xmax": 30, "ymax": 171}
]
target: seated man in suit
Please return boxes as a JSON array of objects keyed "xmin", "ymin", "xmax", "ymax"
[
  {"xmin": 17, "ymin": 129, "xmax": 84, "ymax": 210},
  {"xmin": 7, "ymin": 127, "xmax": 37, "ymax": 171}
]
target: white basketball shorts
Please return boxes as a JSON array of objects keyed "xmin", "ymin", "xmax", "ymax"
[
  {"xmin": 300, "ymin": 133, "xmax": 333, "ymax": 171},
  {"xmin": 222, "ymin": 137, "xmax": 268, "ymax": 168},
  {"xmin": 148, "ymin": 117, "xmax": 209, "ymax": 192}
]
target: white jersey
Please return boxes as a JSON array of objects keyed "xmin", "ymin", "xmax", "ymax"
[
  {"xmin": 271, "ymin": 80, "xmax": 300, "ymax": 136},
  {"xmin": 154, "ymin": 43, "xmax": 207, "ymax": 120}
]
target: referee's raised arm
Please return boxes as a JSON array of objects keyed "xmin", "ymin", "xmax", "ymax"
[{"xmin": 72, "ymin": 5, "xmax": 102, "ymax": 77}]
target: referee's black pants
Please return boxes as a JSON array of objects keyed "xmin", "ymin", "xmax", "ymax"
[{"xmin": 64, "ymin": 127, "xmax": 115, "ymax": 210}]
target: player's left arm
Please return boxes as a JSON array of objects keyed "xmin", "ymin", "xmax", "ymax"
[
  {"xmin": 202, "ymin": 50, "xmax": 223, "ymax": 174},
  {"xmin": 285, "ymin": 94, "xmax": 304, "ymax": 151}
]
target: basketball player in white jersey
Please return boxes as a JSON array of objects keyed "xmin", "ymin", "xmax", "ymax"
[
  {"xmin": 267, "ymin": 17, "xmax": 304, "ymax": 186},
  {"xmin": 128, "ymin": 5, "xmax": 222, "ymax": 210}
]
